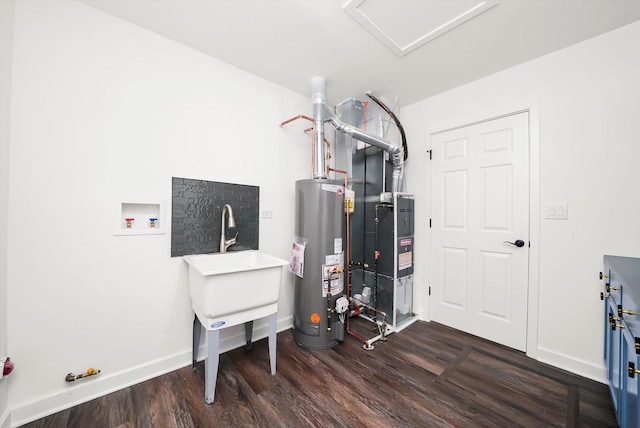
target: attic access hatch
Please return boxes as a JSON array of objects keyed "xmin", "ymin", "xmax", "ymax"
[{"xmin": 343, "ymin": 0, "xmax": 499, "ymax": 57}]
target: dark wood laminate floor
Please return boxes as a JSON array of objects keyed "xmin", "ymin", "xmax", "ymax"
[{"xmin": 22, "ymin": 321, "xmax": 616, "ymax": 427}]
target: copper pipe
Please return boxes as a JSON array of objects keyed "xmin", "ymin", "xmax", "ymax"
[
  {"xmin": 310, "ymin": 128, "xmax": 332, "ymax": 176},
  {"xmin": 285, "ymin": 119, "xmax": 332, "ymax": 178},
  {"xmin": 302, "ymin": 124, "xmax": 333, "ymax": 178},
  {"xmin": 304, "ymin": 128, "xmax": 332, "ymax": 157},
  {"xmin": 350, "ymin": 300, "xmax": 388, "ymax": 348},
  {"xmin": 280, "ymin": 114, "xmax": 319, "ymax": 177},
  {"xmin": 279, "ymin": 114, "xmax": 313, "ymax": 127},
  {"xmin": 328, "ymin": 168, "xmax": 348, "ymax": 178},
  {"xmin": 329, "ymin": 167, "xmax": 368, "ymax": 347},
  {"xmin": 334, "ymin": 168, "xmax": 388, "ymax": 347},
  {"xmin": 329, "ymin": 168, "xmax": 349, "ymax": 274},
  {"xmin": 325, "ymin": 139, "xmax": 331, "ymax": 177},
  {"xmin": 304, "ymin": 128, "xmax": 332, "ymax": 150},
  {"xmin": 311, "ymin": 123, "xmax": 316, "ymax": 177},
  {"xmin": 363, "ymin": 101, "xmax": 368, "ymax": 131},
  {"xmin": 359, "ymin": 302, "xmax": 387, "ymax": 322},
  {"xmin": 346, "ymin": 308, "xmax": 369, "ymax": 345},
  {"xmin": 313, "ymin": 118, "xmax": 326, "ymax": 178}
]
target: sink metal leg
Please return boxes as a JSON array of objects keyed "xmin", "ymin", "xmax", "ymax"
[
  {"xmin": 192, "ymin": 315, "xmax": 201, "ymax": 370},
  {"xmin": 269, "ymin": 313, "xmax": 277, "ymax": 375},
  {"xmin": 205, "ymin": 329, "xmax": 220, "ymax": 405},
  {"xmin": 200, "ymin": 314, "xmax": 276, "ymax": 404},
  {"xmin": 244, "ymin": 321, "xmax": 254, "ymax": 350}
]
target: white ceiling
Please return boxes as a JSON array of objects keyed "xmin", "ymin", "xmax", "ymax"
[{"xmin": 80, "ymin": 0, "xmax": 640, "ymax": 107}]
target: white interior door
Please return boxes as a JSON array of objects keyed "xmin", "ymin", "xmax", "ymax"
[{"xmin": 430, "ymin": 112, "xmax": 529, "ymax": 351}]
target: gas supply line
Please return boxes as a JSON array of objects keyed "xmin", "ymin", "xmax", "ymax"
[{"xmin": 65, "ymin": 367, "xmax": 101, "ymax": 382}]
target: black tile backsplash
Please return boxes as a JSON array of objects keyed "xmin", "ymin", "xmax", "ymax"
[{"xmin": 171, "ymin": 177, "xmax": 259, "ymax": 257}]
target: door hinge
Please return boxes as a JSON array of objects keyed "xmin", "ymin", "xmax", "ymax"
[
  {"xmin": 427, "ymin": 149, "xmax": 432, "ymax": 160},
  {"xmin": 428, "ymin": 286, "xmax": 431, "ymax": 296},
  {"xmin": 429, "ymin": 219, "xmax": 432, "ymax": 228}
]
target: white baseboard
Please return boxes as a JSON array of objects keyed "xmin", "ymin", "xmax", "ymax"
[
  {"xmin": 536, "ymin": 345, "xmax": 607, "ymax": 384},
  {"xmin": 413, "ymin": 308, "xmax": 427, "ymax": 322},
  {"xmin": 11, "ymin": 351, "xmax": 190, "ymax": 427},
  {"xmin": 0, "ymin": 407, "xmax": 10, "ymax": 428},
  {"xmin": 10, "ymin": 316, "xmax": 293, "ymax": 427}
]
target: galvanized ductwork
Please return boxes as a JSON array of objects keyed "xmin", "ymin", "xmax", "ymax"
[{"xmin": 310, "ymin": 76, "xmax": 404, "ymax": 192}]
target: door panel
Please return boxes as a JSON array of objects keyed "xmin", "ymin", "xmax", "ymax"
[
  {"xmin": 443, "ymin": 170, "xmax": 467, "ymax": 229},
  {"xmin": 431, "ymin": 112, "xmax": 529, "ymax": 351},
  {"xmin": 481, "ymin": 165, "xmax": 512, "ymax": 231},
  {"xmin": 443, "ymin": 247, "xmax": 467, "ymax": 308},
  {"xmin": 480, "ymin": 250, "xmax": 511, "ymax": 319}
]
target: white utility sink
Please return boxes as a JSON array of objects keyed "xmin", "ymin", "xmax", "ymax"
[
  {"xmin": 183, "ymin": 250, "xmax": 288, "ymax": 328},
  {"xmin": 184, "ymin": 250, "xmax": 288, "ymax": 404}
]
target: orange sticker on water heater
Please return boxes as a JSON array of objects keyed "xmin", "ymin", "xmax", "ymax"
[{"xmin": 310, "ymin": 313, "xmax": 321, "ymax": 323}]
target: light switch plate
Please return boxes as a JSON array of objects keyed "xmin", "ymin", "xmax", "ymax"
[{"xmin": 545, "ymin": 202, "xmax": 568, "ymax": 220}]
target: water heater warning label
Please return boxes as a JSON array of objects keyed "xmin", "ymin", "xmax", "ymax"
[
  {"xmin": 334, "ymin": 238, "xmax": 342, "ymax": 254},
  {"xmin": 321, "ymin": 259, "xmax": 344, "ymax": 297}
]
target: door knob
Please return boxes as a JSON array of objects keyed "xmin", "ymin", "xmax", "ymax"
[{"xmin": 503, "ymin": 239, "xmax": 525, "ymax": 248}]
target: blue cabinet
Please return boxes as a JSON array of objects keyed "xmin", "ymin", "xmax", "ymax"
[
  {"xmin": 606, "ymin": 299, "xmax": 622, "ymax": 416},
  {"xmin": 603, "ymin": 255, "xmax": 640, "ymax": 428},
  {"xmin": 622, "ymin": 327, "xmax": 639, "ymax": 427}
]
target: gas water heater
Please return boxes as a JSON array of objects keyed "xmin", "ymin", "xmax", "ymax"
[{"xmin": 293, "ymin": 179, "xmax": 345, "ymax": 349}]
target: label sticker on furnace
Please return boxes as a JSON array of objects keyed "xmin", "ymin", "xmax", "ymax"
[{"xmin": 399, "ymin": 251, "xmax": 413, "ymax": 271}]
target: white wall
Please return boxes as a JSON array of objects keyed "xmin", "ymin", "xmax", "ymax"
[
  {"xmin": 402, "ymin": 19, "xmax": 640, "ymax": 381},
  {"xmin": 0, "ymin": 0, "xmax": 15, "ymax": 427},
  {"xmin": 7, "ymin": 0, "xmax": 312, "ymax": 424}
]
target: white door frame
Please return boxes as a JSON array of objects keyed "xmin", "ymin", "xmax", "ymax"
[{"xmin": 425, "ymin": 101, "xmax": 540, "ymax": 359}]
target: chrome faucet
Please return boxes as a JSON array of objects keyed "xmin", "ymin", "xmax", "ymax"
[{"xmin": 220, "ymin": 204, "xmax": 238, "ymax": 253}]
